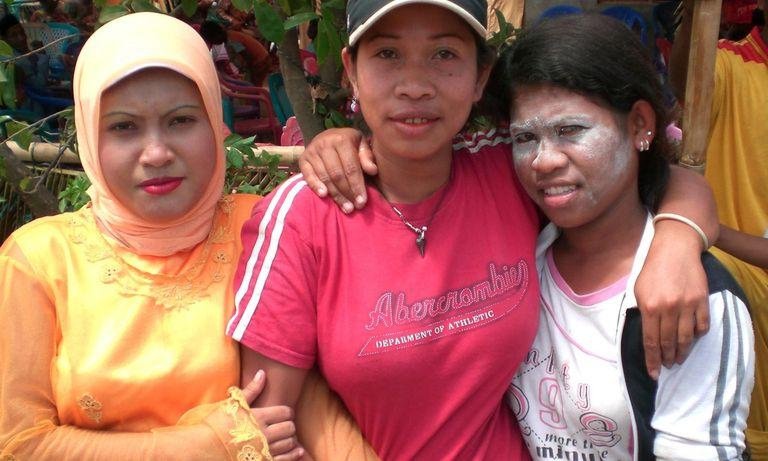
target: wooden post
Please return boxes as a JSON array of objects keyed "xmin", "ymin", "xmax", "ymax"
[{"xmin": 680, "ymin": 0, "xmax": 722, "ymax": 174}]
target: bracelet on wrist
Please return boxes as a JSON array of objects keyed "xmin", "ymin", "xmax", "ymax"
[{"xmin": 652, "ymin": 213, "xmax": 710, "ymax": 251}]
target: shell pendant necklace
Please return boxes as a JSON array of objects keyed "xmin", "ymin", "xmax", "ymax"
[
  {"xmin": 390, "ymin": 205, "xmax": 429, "ymax": 256},
  {"xmin": 377, "ymin": 171, "xmax": 452, "ymax": 258}
]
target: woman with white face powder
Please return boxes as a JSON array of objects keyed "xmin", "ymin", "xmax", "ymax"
[{"xmin": 501, "ymin": 14, "xmax": 753, "ymax": 460}]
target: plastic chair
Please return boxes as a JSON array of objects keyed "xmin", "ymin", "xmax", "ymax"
[
  {"xmin": 601, "ymin": 6, "xmax": 648, "ymax": 45},
  {"xmin": 539, "ymin": 5, "xmax": 583, "ymax": 21},
  {"xmin": 280, "ymin": 116, "xmax": 304, "ymax": 146},
  {"xmin": 267, "ymin": 73, "xmax": 294, "ymax": 126},
  {"xmin": 220, "ymin": 74, "xmax": 262, "ymax": 116},
  {"xmin": 8, "ymin": 0, "xmax": 38, "ymax": 21},
  {"xmin": 22, "ymin": 22, "xmax": 80, "ymax": 80},
  {"xmin": 220, "ymin": 84, "xmax": 281, "ymax": 144},
  {"xmin": 226, "ymin": 30, "xmax": 272, "ymax": 86},
  {"xmin": 23, "ymin": 84, "xmax": 73, "ymax": 115},
  {"xmin": 300, "ymin": 49, "xmax": 318, "ymax": 76},
  {"xmin": 46, "ymin": 22, "xmax": 81, "ymax": 79}
]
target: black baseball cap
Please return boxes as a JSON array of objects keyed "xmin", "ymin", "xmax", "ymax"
[{"xmin": 346, "ymin": 0, "xmax": 487, "ymax": 46}]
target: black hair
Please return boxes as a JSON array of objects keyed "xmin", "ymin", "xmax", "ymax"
[
  {"xmin": 0, "ymin": 14, "xmax": 20, "ymax": 38},
  {"xmin": 487, "ymin": 14, "xmax": 675, "ymax": 211},
  {"xmin": 199, "ymin": 20, "xmax": 227, "ymax": 45},
  {"xmin": 753, "ymin": 8, "xmax": 766, "ymax": 27}
]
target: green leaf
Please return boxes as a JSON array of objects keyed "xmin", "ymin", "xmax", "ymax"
[
  {"xmin": 93, "ymin": 0, "xmax": 108, "ymax": 9},
  {"xmin": 315, "ymin": 30, "xmax": 329, "ymax": 68},
  {"xmin": 276, "ymin": 0, "xmax": 291, "ymax": 16},
  {"xmin": 231, "ymin": 0, "xmax": 252, "ymax": 14},
  {"xmin": 0, "ymin": 156, "xmax": 6, "ymax": 179},
  {"xmin": 226, "ymin": 148, "xmax": 244, "ymax": 169},
  {"xmin": 321, "ymin": 0, "xmax": 345, "ymax": 11},
  {"xmin": 130, "ymin": 0, "xmax": 161, "ymax": 13},
  {"xmin": 283, "ymin": 12, "xmax": 319, "ymax": 30},
  {"xmin": 316, "ymin": 17, "xmax": 342, "ymax": 66},
  {"xmin": 181, "ymin": 0, "xmax": 198, "ymax": 18},
  {"xmin": 233, "ymin": 135, "xmax": 256, "ymax": 148},
  {"xmin": 98, "ymin": 5, "xmax": 130, "ymax": 24},
  {"xmin": 224, "ymin": 133, "xmax": 243, "ymax": 146},
  {"xmin": 237, "ymin": 183, "xmax": 261, "ymax": 194},
  {"xmin": 328, "ymin": 109, "xmax": 348, "ymax": 128},
  {"xmin": 58, "ymin": 174, "xmax": 91, "ymax": 212},
  {"xmin": 253, "ymin": 1, "xmax": 286, "ymax": 44},
  {"xmin": 18, "ymin": 177, "xmax": 31, "ymax": 192},
  {"xmin": 6, "ymin": 120, "xmax": 33, "ymax": 151},
  {"xmin": 487, "ymin": 9, "xmax": 514, "ymax": 48}
]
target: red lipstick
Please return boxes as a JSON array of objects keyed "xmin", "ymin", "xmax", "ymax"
[{"xmin": 140, "ymin": 177, "xmax": 183, "ymax": 195}]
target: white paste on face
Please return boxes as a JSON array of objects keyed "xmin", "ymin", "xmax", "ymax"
[{"xmin": 509, "ymin": 85, "xmax": 638, "ymax": 226}]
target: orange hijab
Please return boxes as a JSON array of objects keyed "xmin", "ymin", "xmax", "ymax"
[{"xmin": 73, "ymin": 12, "xmax": 225, "ymax": 256}]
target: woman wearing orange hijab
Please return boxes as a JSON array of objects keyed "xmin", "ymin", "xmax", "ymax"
[{"xmin": 0, "ymin": 12, "xmax": 288, "ymax": 459}]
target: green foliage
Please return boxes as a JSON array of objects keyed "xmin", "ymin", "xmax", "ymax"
[
  {"xmin": 224, "ymin": 133, "xmax": 288, "ymax": 195},
  {"xmin": 0, "ymin": 40, "xmax": 17, "ymax": 109},
  {"xmin": 181, "ymin": 0, "xmax": 198, "ymax": 18},
  {"xmin": 130, "ymin": 0, "xmax": 162, "ymax": 13},
  {"xmin": 283, "ymin": 12, "xmax": 319, "ymax": 30},
  {"xmin": 57, "ymin": 107, "xmax": 78, "ymax": 154},
  {"xmin": 98, "ymin": 4, "xmax": 131, "ymax": 24},
  {"xmin": 6, "ymin": 120, "xmax": 33, "ymax": 151},
  {"xmin": 487, "ymin": 9, "xmax": 518, "ymax": 49},
  {"xmin": 253, "ymin": 0, "xmax": 286, "ymax": 44},
  {"xmin": 316, "ymin": 0, "xmax": 345, "ymax": 67},
  {"xmin": 314, "ymin": 101, "xmax": 351, "ymax": 129},
  {"xmin": 18, "ymin": 176, "xmax": 31, "ymax": 192},
  {"xmin": 96, "ymin": 0, "xmax": 164, "ymax": 25},
  {"xmin": 244, "ymin": 0, "xmax": 345, "ymax": 66},
  {"xmin": 231, "ymin": 0, "xmax": 251, "ymax": 13},
  {"xmin": 58, "ymin": 174, "xmax": 91, "ymax": 212}
]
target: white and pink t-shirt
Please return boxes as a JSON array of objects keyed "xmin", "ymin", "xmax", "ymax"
[
  {"xmin": 228, "ymin": 144, "xmax": 540, "ymax": 460},
  {"xmin": 511, "ymin": 245, "xmax": 635, "ymax": 460}
]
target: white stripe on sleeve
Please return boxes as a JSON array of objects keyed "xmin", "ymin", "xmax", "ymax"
[{"xmin": 228, "ymin": 175, "xmax": 306, "ymax": 339}]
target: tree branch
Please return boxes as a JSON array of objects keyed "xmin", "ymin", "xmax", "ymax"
[{"xmin": 0, "ymin": 143, "xmax": 59, "ymax": 217}]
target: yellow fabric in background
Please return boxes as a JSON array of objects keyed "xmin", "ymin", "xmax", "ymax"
[{"xmin": 706, "ymin": 29, "xmax": 768, "ymax": 458}]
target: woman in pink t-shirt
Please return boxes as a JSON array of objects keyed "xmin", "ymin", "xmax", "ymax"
[{"xmin": 231, "ymin": 1, "xmax": 719, "ymax": 459}]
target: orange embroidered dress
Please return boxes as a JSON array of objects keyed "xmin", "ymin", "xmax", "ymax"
[{"xmin": 0, "ymin": 194, "xmax": 266, "ymax": 459}]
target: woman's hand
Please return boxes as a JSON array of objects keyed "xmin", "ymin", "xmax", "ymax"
[
  {"xmin": 243, "ymin": 370, "xmax": 306, "ymax": 461},
  {"xmin": 635, "ymin": 220, "xmax": 709, "ymax": 380},
  {"xmin": 298, "ymin": 128, "xmax": 376, "ymax": 213}
]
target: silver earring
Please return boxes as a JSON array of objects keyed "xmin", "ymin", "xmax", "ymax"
[
  {"xmin": 639, "ymin": 139, "xmax": 649, "ymax": 152},
  {"xmin": 351, "ymin": 96, "xmax": 359, "ymax": 113}
]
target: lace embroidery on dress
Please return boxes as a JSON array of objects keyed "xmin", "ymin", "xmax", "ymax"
[
  {"xmin": 224, "ymin": 387, "xmax": 273, "ymax": 460},
  {"xmin": 67, "ymin": 197, "xmax": 236, "ymax": 310},
  {"xmin": 77, "ymin": 394, "xmax": 103, "ymax": 423},
  {"xmin": 237, "ymin": 445, "xmax": 263, "ymax": 461}
]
